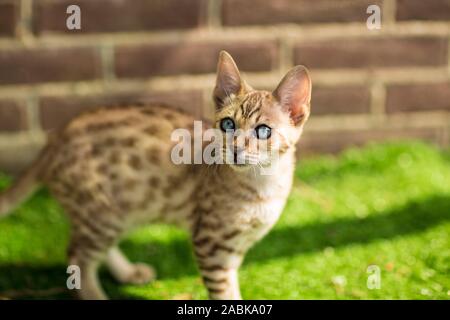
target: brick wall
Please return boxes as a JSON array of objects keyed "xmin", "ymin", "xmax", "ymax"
[{"xmin": 0, "ymin": 0, "xmax": 449, "ymax": 173}]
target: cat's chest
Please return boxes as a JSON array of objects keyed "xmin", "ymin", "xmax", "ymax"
[
  {"xmin": 216, "ymin": 197, "xmax": 288, "ymax": 252},
  {"xmin": 236, "ymin": 196, "xmax": 286, "ymax": 228},
  {"xmin": 211, "ymin": 178, "xmax": 291, "ymax": 232},
  {"xmin": 198, "ymin": 163, "xmax": 294, "ymax": 239}
]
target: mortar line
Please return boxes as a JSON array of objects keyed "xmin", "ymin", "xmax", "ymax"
[
  {"xmin": 279, "ymin": 37, "xmax": 294, "ymax": 73},
  {"xmin": 1, "ymin": 21, "xmax": 449, "ymax": 50},
  {"xmin": 17, "ymin": 0, "xmax": 35, "ymax": 45},
  {"xmin": 369, "ymin": 81, "xmax": 387, "ymax": 128},
  {"xmin": 382, "ymin": 0, "xmax": 397, "ymax": 26},
  {"xmin": 24, "ymin": 91, "xmax": 42, "ymax": 132},
  {"xmin": 440, "ymin": 124, "xmax": 449, "ymax": 147},
  {"xmin": 447, "ymin": 36, "xmax": 450, "ymax": 77},
  {"xmin": 207, "ymin": 0, "xmax": 222, "ymax": 29},
  {"xmin": 100, "ymin": 43, "xmax": 116, "ymax": 83},
  {"xmin": 370, "ymin": 81, "xmax": 387, "ymax": 114},
  {"xmin": 0, "ymin": 67, "xmax": 450, "ymax": 99}
]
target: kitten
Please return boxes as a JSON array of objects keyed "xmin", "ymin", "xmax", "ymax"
[{"xmin": 0, "ymin": 51, "xmax": 311, "ymax": 300}]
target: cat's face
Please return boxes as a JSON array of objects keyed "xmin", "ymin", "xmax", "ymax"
[{"xmin": 212, "ymin": 51, "xmax": 311, "ymax": 171}]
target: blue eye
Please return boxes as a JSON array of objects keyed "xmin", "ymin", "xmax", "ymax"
[
  {"xmin": 255, "ymin": 125, "xmax": 271, "ymax": 140},
  {"xmin": 220, "ymin": 117, "xmax": 235, "ymax": 132}
]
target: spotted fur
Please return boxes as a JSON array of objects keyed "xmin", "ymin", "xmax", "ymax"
[{"xmin": 0, "ymin": 51, "xmax": 311, "ymax": 300}]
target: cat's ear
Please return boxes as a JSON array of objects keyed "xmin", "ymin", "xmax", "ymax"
[
  {"xmin": 213, "ymin": 51, "xmax": 247, "ymax": 108},
  {"xmin": 273, "ymin": 65, "xmax": 312, "ymax": 126}
]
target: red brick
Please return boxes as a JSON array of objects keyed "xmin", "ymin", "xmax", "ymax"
[
  {"xmin": 386, "ymin": 82, "xmax": 450, "ymax": 113},
  {"xmin": 34, "ymin": 0, "xmax": 207, "ymax": 34},
  {"xmin": 312, "ymin": 86, "xmax": 370, "ymax": 115},
  {"xmin": 299, "ymin": 127, "xmax": 441, "ymax": 155},
  {"xmin": 0, "ymin": 2, "xmax": 17, "ymax": 36},
  {"xmin": 115, "ymin": 41, "xmax": 278, "ymax": 78},
  {"xmin": 294, "ymin": 37, "xmax": 448, "ymax": 69},
  {"xmin": 397, "ymin": 0, "xmax": 450, "ymax": 21},
  {"xmin": 39, "ymin": 90, "xmax": 204, "ymax": 130},
  {"xmin": 222, "ymin": 0, "xmax": 383, "ymax": 26},
  {"xmin": 0, "ymin": 99, "xmax": 27, "ymax": 132},
  {"xmin": 0, "ymin": 47, "xmax": 101, "ymax": 85}
]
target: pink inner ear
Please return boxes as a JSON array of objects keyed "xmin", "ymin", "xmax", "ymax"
[
  {"xmin": 214, "ymin": 52, "xmax": 243, "ymax": 107},
  {"xmin": 274, "ymin": 66, "xmax": 311, "ymax": 125},
  {"xmin": 288, "ymin": 83, "xmax": 310, "ymax": 122},
  {"xmin": 221, "ymin": 73, "xmax": 241, "ymax": 96},
  {"xmin": 292, "ymin": 80, "xmax": 310, "ymax": 106},
  {"xmin": 289, "ymin": 101, "xmax": 306, "ymax": 124}
]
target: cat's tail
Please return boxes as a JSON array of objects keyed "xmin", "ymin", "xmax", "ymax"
[{"xmin": 0, "ymin": 144, "xmax": 52, "ymax": 218}]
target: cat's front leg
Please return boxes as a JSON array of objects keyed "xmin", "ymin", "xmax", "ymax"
[
  {"xmin": 193, "ymin": 233, "xmax": 244, "ymax": 299},
  {"xmin": 199, "ymin": 263, "xmax": 242, "ymax": 300},
  {"xmin": 200, "ymin": 268, "xmax": 242, "ymax": 300}
]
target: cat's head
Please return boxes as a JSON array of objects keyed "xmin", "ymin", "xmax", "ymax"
[{"xmin": 212, "ymin": 51, "xmax": 311, "ymax": 171}]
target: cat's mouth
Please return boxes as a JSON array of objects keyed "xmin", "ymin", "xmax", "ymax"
[
  {"xmin": 224, "ymin": 152, "xmax": 258, "ymax": 167},
  {"xmin": 233, "ymin": 163, "xmax": 251, "ymax": 168},
  {"xmin": 227, "ymin": 160, "xmax": 253, "ymax": 168}
]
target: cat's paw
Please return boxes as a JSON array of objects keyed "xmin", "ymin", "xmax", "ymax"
[{"xmin": 122, "ymin": 263, "xmax": 156, "ymax": 285}]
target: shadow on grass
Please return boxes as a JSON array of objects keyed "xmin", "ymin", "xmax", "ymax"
[
  {"xmin": 0, "ymin": 194, "xmax": 448, "ymax": 299},
  {"xmin": 248, "ymin": 194, "xmax": 450, "ymax": 262},
  {"xmin": 0, "ymin": 265, "xmax": 71, "ymax": 300}
]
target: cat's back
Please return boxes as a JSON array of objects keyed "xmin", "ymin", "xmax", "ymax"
[
  {"xmin": 43, "ymin": 103, "xmax": 198, "ymax": 179},
  {"xmin": 42, "ymin": 103, "xmax": 203, "ymax": 227},
  {"xmin": 63, "ymin": 103, "xmax": 194, "ymax": 142}
]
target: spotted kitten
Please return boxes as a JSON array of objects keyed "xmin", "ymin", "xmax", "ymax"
[{"xmin": 0, "ymin": 51, "xmax": 311, "ymax": 300}]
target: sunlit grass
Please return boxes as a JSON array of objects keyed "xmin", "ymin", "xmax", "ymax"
[{"xmin": 0, "ymin": 141, "xmax": 449, "ymax": 299}]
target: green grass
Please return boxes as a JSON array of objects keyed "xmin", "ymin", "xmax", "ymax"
[{"xmin": 0, "ymin": 141, "xmax": 449, "ymax": 299}]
